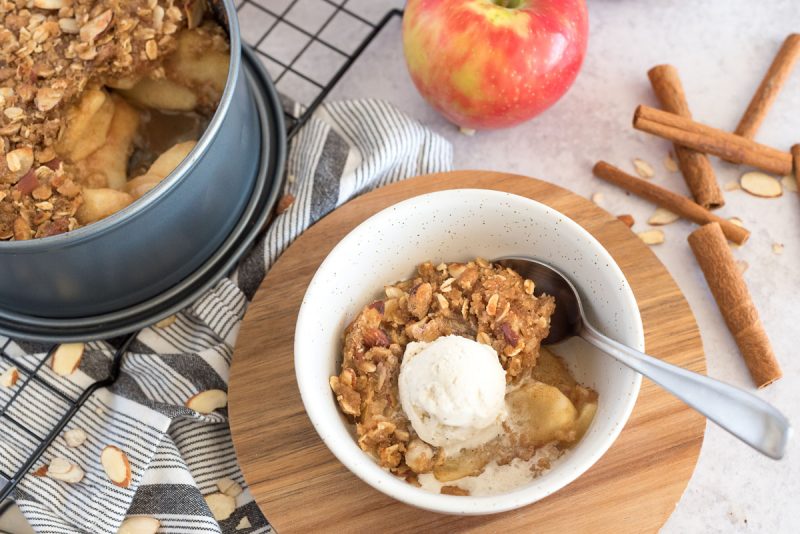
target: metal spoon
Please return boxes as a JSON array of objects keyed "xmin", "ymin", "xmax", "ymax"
[{"xmin": 498, "ymin": 257, "xmax": 791, "ymax": 460}]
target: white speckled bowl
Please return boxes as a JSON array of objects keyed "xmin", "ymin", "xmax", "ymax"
[{"xmin": 295, "ymin": 189, "xmax": 643, "ymax": 515}]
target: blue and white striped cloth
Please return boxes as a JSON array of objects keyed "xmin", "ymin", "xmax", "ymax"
[{"xmin": 0, "ymin": 99, "xmax": 452, "ymax": 533}]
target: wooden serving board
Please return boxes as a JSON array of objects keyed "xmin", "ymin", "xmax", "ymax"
[{"xmin": 229, "ymin": 171, "xmax": 706, "ymax": 533}]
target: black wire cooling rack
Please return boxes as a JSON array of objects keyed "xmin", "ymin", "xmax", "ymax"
[{"xmin": 0, "ymin": 0, "xmax": 403, "ymax": 505}]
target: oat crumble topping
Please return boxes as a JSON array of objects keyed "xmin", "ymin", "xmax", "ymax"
[
  {"xmin": 329, "ymin": 259, "xmax": 558, "ymax": 479},
  {"xmin": 0, "ymin": 0, "xmax": 224, "ymax": 240}
]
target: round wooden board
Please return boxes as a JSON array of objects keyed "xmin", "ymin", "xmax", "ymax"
[{"xmin": 229, "ymin": 171, "xmax": 706, "ymax": 533}]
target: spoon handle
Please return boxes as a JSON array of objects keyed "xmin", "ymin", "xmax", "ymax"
[{"xmin": 580, "ymin": 323, "xmax": 791, "ymax": 459}]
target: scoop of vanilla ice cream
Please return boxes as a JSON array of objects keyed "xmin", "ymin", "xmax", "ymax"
[{"xmin": 399, "ymin": 335, "xmax": 507, "ymax": 451}]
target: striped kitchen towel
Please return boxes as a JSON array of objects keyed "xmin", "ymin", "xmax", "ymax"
[{"xmin": 0, "ymin": 99, "xmax": 452, "ymax": 533}]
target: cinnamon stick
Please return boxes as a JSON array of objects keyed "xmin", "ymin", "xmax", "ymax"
[
  {"xmin": 633, "ymin": 105, "xmax": 793, "ymax": 176},
  {"xmin": 648, "ymin": 65, "xmax": 723, "ymax": 210},
  {"xmin": 688, "ymin": 223, "xmax": 781, "ymax": 388},
  {"xmin": 734, "ymin": 34, "xmax": 800, "ymax": 140},
  {"xmin": 593, "ymin": 161, "xmax": 750, "ymax": 245}
]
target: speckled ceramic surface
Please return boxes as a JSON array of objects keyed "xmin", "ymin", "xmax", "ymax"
[{"xmin": 294, "ymin": 189, "xmax": 643, "ymax": 515}]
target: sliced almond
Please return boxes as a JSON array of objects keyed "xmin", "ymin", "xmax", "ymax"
[
  {"xmin": 216, "ymin": 478, "xmax": 243, "ymax": 498},
  {"xmin": 740, "ymin": 172, "xmax": 782, "ymax": 198},
  {"xmin": 236, "ymin": 516, "xmax": 252, "ymax": 530},
  {"xmin": 663, "ymin": 155, "xmax": 678, "ymax": 173},
  {"xmin": 772, "ymin": 243, "xmax": 784, "ymax": 255},
  {"xmin": 51, "ymin": 342, "xmax": 84, "ymax": 376},
  {"xmin": 154, "ymin": 315, "xmax": 176, "ymax": 328},
  {"xmin": 32, "ymin": 465, "xmax": 48, "ymax": 477},
  {"xmin": 781, "ymin": 175, "xmax": 798, "ymax": 193},
  {"xmin": 101, "ymin": 445, "xmax": 132, "ymax": 487},
  {"xmin": 64, "ymin": 428, "xmax": 87, "ymax": 448},
  {"xmin": 633, "ymin": 158, "xmax": 655, "ymax": 179},
  {"xmin": 723, "ymin": 180, "xmax": 741, "ymax": 192},
  {"xmin": 637, "ymin": 229, "xmax": 665, "ymax": 245},
  {"xmin": 80, "ymin": 9, "xmax": 113, "ymax": 43},
  {"xmin": 47, "ymin": 463, "xmax": 85, "ymax": 484},
  {"xmin": 118, "ymin": 516, "xmax": 160, "ymax": 534},
  {"xmin": 47, "ymin": 457, "xmax": 72, "ymax": 475},
  {"xmin": 647, "ymin": 207, "xmax": 680, "ymax": 226},
  {"xmin": 617, "ymin": 214, "xmax": 635, "ymax": 228},
  {"xmin": 276, "ymin": 194, "xmax": 295, "ymax": 215},
  {"xmin": 0, "ymin": 367, "xmax": 19, "ymax": 388},
  {"xmin": 186, "ymin": 389, "xmax": 228, "ymax": 414},
  {"xmin": 205, "ymin": 492, "xmax": 236, "ymax": 521}
]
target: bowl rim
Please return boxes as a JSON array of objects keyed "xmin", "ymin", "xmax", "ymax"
[
  {"xmin": 295, "ymin": 188, "xmax": 643, "ymax": 515},
  {"xmin": 0, "ymin": 0, "xmax": 242, "ymax": 250}
]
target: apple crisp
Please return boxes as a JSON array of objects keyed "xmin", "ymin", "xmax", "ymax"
[
  {"xmin": 330, "ymin": 258, "xmax": 599, "ymax": 494},
  {"xmin": 0, "ymin": 0, "xmax": 229, "ymax": 240}
]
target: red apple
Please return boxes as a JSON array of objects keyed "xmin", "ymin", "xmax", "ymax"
[{"xmin": 403, "ymin": 0, "xmax": 588, "ymax": 130}]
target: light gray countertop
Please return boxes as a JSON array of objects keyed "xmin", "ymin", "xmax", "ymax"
[
  {"xmin": 3, "ymin": 1, "xmax": 797, "ymax": 532},
  {"xmin": 267, "ymin": 0, "xmax": 798, "ymax": 532}
]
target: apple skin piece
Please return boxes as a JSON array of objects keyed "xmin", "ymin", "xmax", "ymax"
[{"xmin": 402, "ymin": 0, "xmax": 588, "ymax": 129}]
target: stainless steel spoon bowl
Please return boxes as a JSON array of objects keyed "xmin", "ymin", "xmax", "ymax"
[{"xmin": 498, "ymin": 257, "xmax": 791, "ymax": 460}]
